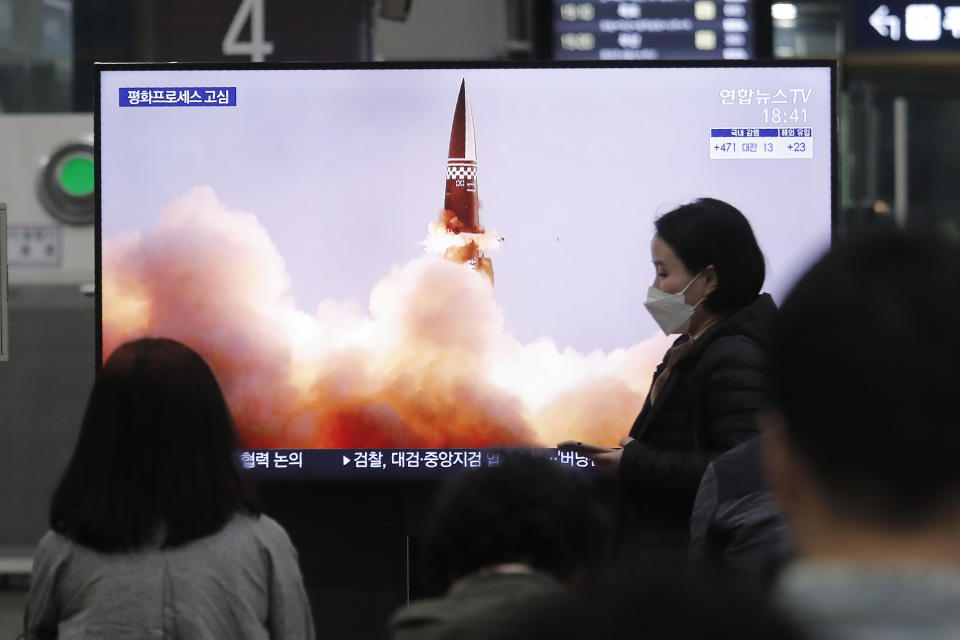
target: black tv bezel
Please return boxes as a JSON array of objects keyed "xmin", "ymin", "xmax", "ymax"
[{"xmin": 94, "ymin": 60, "xmax": 838, "ymax": 480}]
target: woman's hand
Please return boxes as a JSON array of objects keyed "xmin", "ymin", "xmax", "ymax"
[
  {"xmin": 589, "ymin": 437, "xmax": 634, "ymax": 474},
  {"xmin": 590, "ymin": 447, "xmax": 623, "ymax": 474},
  {"xmin": 556, "ymin": 438, "xmax": 633, "ymax": 474}
]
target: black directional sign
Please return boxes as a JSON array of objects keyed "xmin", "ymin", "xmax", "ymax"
[{"xmin": 855, "ymin": 1, "xmax": 960, "ymax": 49}]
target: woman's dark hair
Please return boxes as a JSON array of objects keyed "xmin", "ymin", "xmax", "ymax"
[
  {"xmin": 420, "ymin": 455, "xmax": 612, "ymax": 591},
  {"xmin": 655, "ymin": 198, "xmax": 765, "ymax": 313},
  {"xmin": 50, "ymin": 337, "xmax": 260, "ymax": 552}
]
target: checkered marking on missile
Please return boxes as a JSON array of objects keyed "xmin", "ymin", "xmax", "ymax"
[{"xmin": 446, "ymin": 166, "xmax": 477, "ymax": 180}]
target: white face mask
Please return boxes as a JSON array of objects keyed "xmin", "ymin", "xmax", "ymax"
[{"xmin": 643, "ymin": 272, "xmax": 705, "ymax": 335}]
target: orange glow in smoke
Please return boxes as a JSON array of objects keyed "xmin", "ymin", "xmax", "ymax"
[
  {"xmin": 102, "ymin": 187, "xmax": 671, "ymax": 449},
  {"xmin": 422, "ymin": 216, "xmax": 501, "ymax": 256}
]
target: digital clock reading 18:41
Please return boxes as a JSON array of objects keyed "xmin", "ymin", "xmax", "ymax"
[{"xmin": 762, "ymin": 108, "xmax": 807, "ymax": 124}]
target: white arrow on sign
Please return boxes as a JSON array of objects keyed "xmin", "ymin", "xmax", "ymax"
[
  {"xmin": 945, "ymin": 7, "xmax": 960, "ymax": 38},
  {"xmin": 870, "ymin": 4, "xmax": 902, "ymax": 40},
  {"xmin": 342, "ymin": 455, "xmax": 351, "ymax": 466}
]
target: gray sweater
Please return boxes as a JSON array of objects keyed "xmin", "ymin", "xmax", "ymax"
[
  {"xmin": 777, "ymin": 563, "xmax": 960, "ymax": 640},
  {"xmin": 24, "ymin": 513, "xmax": 314, "ymax": 640}
]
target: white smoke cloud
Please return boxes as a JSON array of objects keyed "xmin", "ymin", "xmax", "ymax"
[{"xmin": 103, "ymin": 187, "xmax": 671, "ymax": 448}]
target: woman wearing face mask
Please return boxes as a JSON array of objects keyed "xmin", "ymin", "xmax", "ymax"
[{"xmin": 562, "ymin": 198, "xmax": 775, "ymax": 563}]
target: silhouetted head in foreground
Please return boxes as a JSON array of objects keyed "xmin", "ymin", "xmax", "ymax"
[
  {"xmin": 421, "ymin": 455, "xmax": 612, "ymax": 591},
  {"xmin": 766, "ymin": 229, "xmax": 960, "ymax": 556},
  {"xmin": 51, "ymin": 337, "xmax": 259, "ymax": 552}
]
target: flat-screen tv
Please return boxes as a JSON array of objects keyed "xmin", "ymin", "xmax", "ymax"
[{"xmin": 96, "ymin": 62, "xmax": 835, "ymax": 477}]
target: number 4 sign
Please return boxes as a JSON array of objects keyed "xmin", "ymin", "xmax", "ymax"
[{"xmin": 222, "ymin": 0, "xmax": 275, "ymax": 62}]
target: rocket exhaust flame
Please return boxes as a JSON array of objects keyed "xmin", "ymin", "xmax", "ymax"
[{"xmin": 422, "ymin": 221, "xmax": 501, "ymax": 256}]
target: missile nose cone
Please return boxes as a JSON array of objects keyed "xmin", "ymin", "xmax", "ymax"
[{"xmin": 447, "ymin": 79, "xmax": 476, "ymax": 162}]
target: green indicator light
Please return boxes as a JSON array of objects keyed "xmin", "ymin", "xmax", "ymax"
[{"xmin": 58, "ymin": 156, "xmax": 95, "ymax": 197}]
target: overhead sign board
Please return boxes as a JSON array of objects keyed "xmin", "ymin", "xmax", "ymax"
[{"xmin": 855, "ymin": 2, "xmax": 960, "ymax": 49}]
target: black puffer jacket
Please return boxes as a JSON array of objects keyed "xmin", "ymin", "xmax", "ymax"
[{"xmin": 618, "ymin": 293, "xmax": 777, "ymax": 555}]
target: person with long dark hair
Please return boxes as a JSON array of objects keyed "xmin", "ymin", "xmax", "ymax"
[
  {"xmin": 563, "ymin": 198, "xmax": 776, "ymax": 565},
  {"xmin": 24, "ymin": 337, "xmax": 314, "ymax": 639}
]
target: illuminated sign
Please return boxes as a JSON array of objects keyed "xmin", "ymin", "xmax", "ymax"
[
  {"xmin": 553, "ymin": 0, "xmax": 756, "ymax": 60},
  {"xmin": 856, "ymin": 2, "xmax": 960, "ymax": 48}
]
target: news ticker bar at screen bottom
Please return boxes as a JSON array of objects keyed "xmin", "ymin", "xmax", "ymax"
[{"xmin": 239, "ymin": 448, "xmax": 598, "ymax": 477}]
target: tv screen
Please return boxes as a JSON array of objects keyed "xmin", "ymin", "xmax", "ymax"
[{"xmin": 97, "ymin": 62, "xmax": 834, "ymax": 477}]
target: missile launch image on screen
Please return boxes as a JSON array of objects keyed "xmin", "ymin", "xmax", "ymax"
[
  {"xmin": 100, "ymin": 76, "xmax": 669, "ymax": 450},
  {"xmin": 98, "ymin": 67, "xmax": 833, "ymax": 452}
]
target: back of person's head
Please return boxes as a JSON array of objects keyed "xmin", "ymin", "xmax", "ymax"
[
  {"xmin": 51, "ymin": 337, "xmax": 259, "ymax": 551},
  {"xmin": 655, "ymin": 198, "xmax": 766, "ymax": 313},
  {"xmin": 421, "ymin": 455, "xmax": 611, "ymax": 590},
  {"xmin": 770, "ymin": 229, "xmax": 960, "ymax": 526},
  {"xmin": 505, "ymin": 571, "xmax": 807, "ymax": 640}
]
